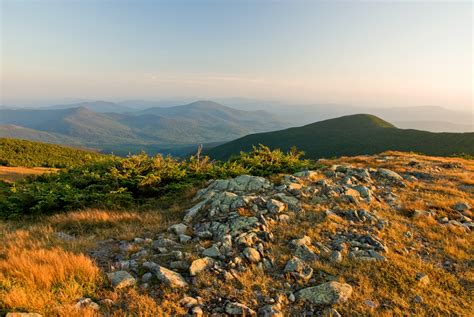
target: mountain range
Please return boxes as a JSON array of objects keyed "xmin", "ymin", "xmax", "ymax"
[
  {"xmin": 208, "ymin": 114, "xmax": 474, "ymax": 159},
  {"xmin": 0, "ymin": 101, "xmax": 287, "ymax": 155}
]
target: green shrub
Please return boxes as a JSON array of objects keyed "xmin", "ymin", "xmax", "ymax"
[{"xmin": 0, "ymin": 145, "xmax": 315, "ymax": 218}]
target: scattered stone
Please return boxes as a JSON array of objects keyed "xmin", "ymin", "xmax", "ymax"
[
  {"xmin": 180, "ymin": 296, "xmax": 198, "ymax": 308},
  {"xmin": 416, "ymin": 273, "xmax": 430, "ymax": 286},
  {"xmin": 141, "ymin": 272, "xmax": 153, "ymax": 283},
  {"xmin": 296, "ymin": 282, "xmax": 353, "ymax": 305},
  {"xmin": 329, "ymin": 251, "xmax": 343, "ymax": 263},
  {"xmin": 55, "ymin": 231, "xmax": 75, "ymax": 241},
  {"xmin": 191, "ymin": 306, "xmax": 204, "ymax": 316},
  {"xmin": 267, "ymin": 199, "xmax": 286, "ymax": 213},
  {"xmin": 179, "ymin": 234, "xmax": 192, "ymax": 243},
  {"xmin": 142, "ymin": 262, "xmax": 188, "ymax": 288},
  {"xmin": 364, "ymin": 299, "xmax": 377, "ymax": 308},
  {"xmin": 107, "ymin": 270, "xmax": 136, "ymax": 289},
  {"xmin": 202, "ymin": 245, "xmax": 221, "ymax": 258},
  {"xmin": 453, "ymin": 202, "xmax": 471, "ymax": 212},
  {"xmin": 189, "ymin": 257, "xmax": 214, "ymax": 276},
  {"xmin": 259, "ymin": 304, "xmax": 283, "ymax": 317},
  {"xmin": 243, "ymin": 247, "xmax": 261, "ymax": 263},
  {"xmin": 225, "ymin": 302, "xmax": 257, "ymax": 316},
  {"xmin": 322, "ymin": 308, "xmax": 342, "ymax": 317},
  {"xmin": 168, "ymin": 223, "xmax": 188, "ymax": 235},
  {"xmin": 291, "ymin": 235, "xmax": 312, "ymax": 247},
  {"xmin": 295, "ymin": 244, "xmax": 318, "ymax": 262},
  {"xmin": 75, "ymin": 298, "xmax": 100, "ymax": 311},
  {"xmin": 284, "ymin": 256, "xmax": 313, "ymax": 281},
  {"xmin": 377, "ymin": 168, "xmax": 403, "ymax": 181}
]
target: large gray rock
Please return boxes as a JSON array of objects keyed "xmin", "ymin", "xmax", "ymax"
[
  {"xmin": 107, "ymin": 270, "xmax": 136, "ymax": 289},
  {"xmin": 296, "ymin": 282, "xmax": 353, "ymax": 305},
  {"xmin": 142, "ymin": 262, "xmax": 188, "ymax": 288},
  {"xmin": 377, "ymin": 168, "xmax": 403, "ymax": 181},
  {"xmin": 168, "ymin": 223, "xmax": 188, "ymax": 235}
]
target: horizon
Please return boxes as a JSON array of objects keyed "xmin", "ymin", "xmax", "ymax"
[{"xmin": 1, "ymin": 0, "xmax": 472, "ymax": 111}]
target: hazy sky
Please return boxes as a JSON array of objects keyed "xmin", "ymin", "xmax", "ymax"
[{"xmin": 1, "ymin": 0, "xmax": 472, "ymax": 110}]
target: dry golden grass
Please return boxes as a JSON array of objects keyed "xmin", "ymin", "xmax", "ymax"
[
  {"xmin": 0, "ymin": 206, "xmax": 188, "ymax": 316},
  {"xmin": 0, "ymin": 166, "xmax": 58, "ymax": 183},
  {"xmin": 0, "ymin": 229, "xmax": 101, "ymax": 316}
]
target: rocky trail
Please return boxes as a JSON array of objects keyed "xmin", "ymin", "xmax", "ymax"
[{"xmin": 77, "ymin": 155, "xmax": 473, "ymax": 316}]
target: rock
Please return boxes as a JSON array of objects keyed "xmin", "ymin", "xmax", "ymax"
[
  {"xmin": 416, "ymin": 273, "xmax": 430, "ymax": 286},
  {"xmin": 228, "ymin": 217, "xmax": 259, "ymax": 236},
  {"xmin": 377, "ymin": 168, "xmax": 403, "ymax": 181},
  {"xmin": 141, "ymin": 272, "xmax": 153, "ymax": 283},
  {"xmin": 189, "ymin": 257, "xmax": 214, "ymax": 276},
  {"xmin": 99, "ymin": 298, "xmax": 114, "ymax": 306},
  {"xmin": 74, "ymin": 297, "xmax": 100, "ymax": 310},
  {"xmin": 344, "ymin": 187, "xmax": 361, "ymax": 203},
  {"xmin": 322, "ymin": 308, "xmax": 342, "ymax": 317},
  {"xmin": 179, "ymin": 234, "xmax": 192, "ymax": 243},
  {"xmin": 288, "ymin": 293, "xmax": 295, "ymax": 302},
  {"xmin": 184, "ymin": 199, "xmax": 209, "ymax": 223},
  {"xmin": 364, "ymin": 299, "xmax": 377, "ymax": 308},
  {"xmin": 152, "ymin": 238, "xmax": 180, "ymax": 249},
  {"xmin": 295, "ymin": 245, "xmax": 318, "ymax": 262},
  {"xmin": 169, "ymin": 260, "xmax": 190, "ymax": 270},
  {"xmin": 168, "ymin": 223, "xmax": 188, "ymax": 235},
  {"xmin": 107, "ymin": 271, "xmax": 136, "ymax": 289},
  {"xmin": 284, "ymin": 256, "xmax": 313, "ymax": 281},
  {"xmin": 259, "ymin": 304, "xmax": 283, "ymax": 317},
  {"xmin": 290, "ymin": 235, "xmax": 311, "ymax": 247},
  {"xmin": 180, "ymin": 296, "xmax": 198, "ymax": 308},
  {"xmin": 225, "ymin": 302, "xmax": 257, "ymax": 316},
  {"xmin": 243, "ymin": 247, "xmax": 261, "ymax": 263},
  {"xmin": 142, "ymin": 262, "xmax": 188, "ymax": 288},
  {"xmin": 453, "ymin": 202, "xmax": 471, "ymax": 212},
  {"xmin": 191, "ymin": 306, "xmax": 204, "ymax": 316},
  {"xmin": 55, "ymin": 231, "xmax": 75, "ymax": 241},
  {"xmin": 267, "ymin": 199, "xmax": 286, "ymax": 213},
  {"xmin": 296, "ymin": 282, "xmax": 353, "ymax": 305},
  {"xmin": 202, "ymin": 245, "xmax": 221, "ymax": 258},
  {"xmin": 329, "ymin": 251, "xmax": 343, "ymax": 263},
  {"xmin": 294, "ymin": 170, "xmax": 319, "ymax": 179}
]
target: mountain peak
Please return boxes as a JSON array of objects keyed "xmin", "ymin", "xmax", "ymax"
[{"xmin": 311, "ymin": 114, "xmax": 396, "ymax": 129}]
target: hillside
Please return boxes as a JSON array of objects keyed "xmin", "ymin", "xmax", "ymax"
[
  {"xmin": 0, "ymin": 101, "xmax": 288, "ymax": 155},
  {"xmin": 0, "ymin": 150, "xmax": 472, "ymax": 316},
  {"xmin": 208, "ymin": 114, "xmax": 474, "ymax": 159},
  {"xmin": 0, "ymin": 138, "xmax": 110, "ymax": 168}
]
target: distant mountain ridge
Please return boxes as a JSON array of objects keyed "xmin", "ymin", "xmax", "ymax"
[
  {"xmin": 207, "ymin": 114, "xmax": 474, "ymax": 159},
  {"xmin": 0, "ymin": 100, "xmax": 288, "ymax": 155}
]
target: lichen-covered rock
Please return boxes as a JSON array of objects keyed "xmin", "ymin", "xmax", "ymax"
[
  {"xmin": 296, "ymin": 282, "xmax": 353, "ymax": 305},
  {"xmin": 189, "ymin": 257, "xmax": 214, "ymax": 276},
  {"xmin": 284, "ymin": 256, "xmax": 313, "ymax": 281},
  {"xmin": 168, "ymin": 223, "xmax": 188, "ymax": 235},
  {"xmin": 107, "ymin": 270, "xmax": 136, "ymax": 289},
  {"xmin": 142, "ymin": 262, "xmax": 188, "ymax": 288}
]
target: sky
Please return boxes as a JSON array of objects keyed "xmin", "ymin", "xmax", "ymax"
[{"xmin": 0, "ymin": 0, "xmax": 472, "ymax": 110}]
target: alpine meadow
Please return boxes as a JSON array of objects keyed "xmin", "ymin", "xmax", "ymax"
[{"xmin": 1, "ymin": 1, "xmax": 473, "ymax": 317}]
